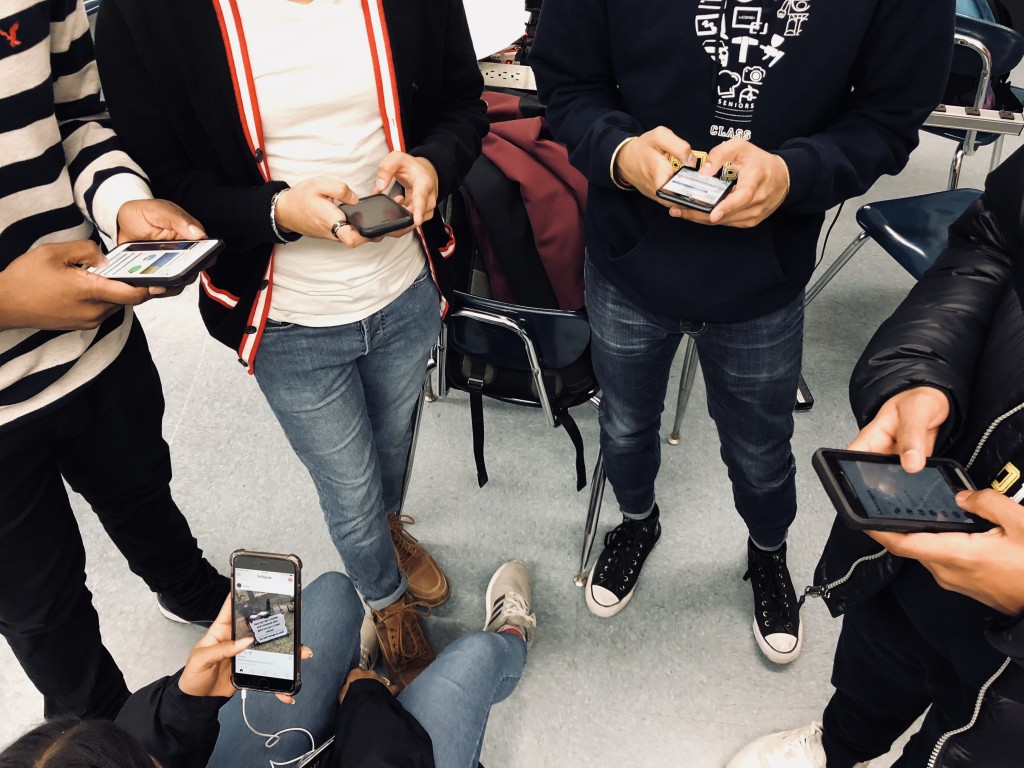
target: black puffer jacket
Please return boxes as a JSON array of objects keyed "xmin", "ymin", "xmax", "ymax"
[{"xmin": 810, "ymin": 147, "xmax": 1024, "ymax": 767}]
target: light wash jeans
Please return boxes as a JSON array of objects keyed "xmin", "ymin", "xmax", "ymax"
[
  {"xmin": 253, "ymin": 267, "xmax": 440, "ymax": 608},
  {"xmin": 208, "ymin": 572, "xmax": 527, "ymax": 768},
  {"xmin": 585, "ymin": 259, "xmax": 804, "ymax": 549}
]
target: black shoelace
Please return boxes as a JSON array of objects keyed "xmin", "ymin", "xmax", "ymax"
[
  {"xmin": 594, "ymin": 520, "xmax": 653, "ymax": 590},
  {"xmin": 746, "ymin": 551, "xmax": 797, "ymax": 633}
]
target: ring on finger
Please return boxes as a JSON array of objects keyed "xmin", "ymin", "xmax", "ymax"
[{"xmin": 331, "ymin": 220, "xmax": 349, "ymax": 239}]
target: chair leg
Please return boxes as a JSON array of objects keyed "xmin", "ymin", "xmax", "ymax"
[
  {"xmin": 667, "ymin": 335, "xmax": 700, "ymax": 446},
  {"xmin": 804, "ymin": 231, "xmax": 870, "ymax": 305},
  {"xmin": 990, "ymin": 134, "xmax": 1006, "ymax": 172},
  {"xmin": 575, "ymin": 449, "xmax": 606, "ymax": 587},
  {"xmin": 948, "ymin": 146, "xmax": 966, "ymax": 190},
  {"xmin": 398, "ymin": 368, "xmax": 432, "ymax": 514}
]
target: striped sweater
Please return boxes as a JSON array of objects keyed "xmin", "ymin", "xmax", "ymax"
[{"xmin": 0, "ymin": 0, "xmax": 152, "ymax": 434}]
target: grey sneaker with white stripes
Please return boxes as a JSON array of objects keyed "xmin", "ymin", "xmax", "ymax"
[{"xmin": 483, "ymin": 560, "xmax": 537, "ymax": 648}]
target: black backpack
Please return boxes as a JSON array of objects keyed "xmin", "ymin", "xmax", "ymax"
[{"xmin": 444, "ymin": 98, "xmax": 596, "ymax": 490}]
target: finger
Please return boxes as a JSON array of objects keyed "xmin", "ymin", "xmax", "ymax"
[
  {"xmin": 163, "ymin": 210, "xmax": 206, "ymax": 240},
  {"xmin": 60, "ymin": 241, "xmax": 106, "ymax": 268},
  {"xmin": 300, "ymin": 646, "xmax": 314, "ymax": 660},
  {"xmin": 955, "ymin": 489, "xmax": 1017, "ymax": 528},
  {"xmin": 894, "ymin": 414, "xmax": 935, "ymax": 473},
  {"xmin": 671, "ymin": 208, "xmax": 714, "ymax": 225},
  {"xmin": 188, "ymin": 636, "xmax": 254, "ymax": 672},
  {"xmin": 707, "ymin": 185, "xmax": 755, "ymax": 224},
  {"xmin": 86, "ymin": 275, "xmax": 153, "ymax": 307},
  {"xmin": 648, "ymin": 127, "xmax": 693, "ymax": 167},
  {"xmin": 375, "ymin": 152, "xmax": 405, "ymax": 194},
  {"xmin": 702, "ymin": 137, "xmax": 747, "ymax": 177},
  {"xmin": 313, "ymin": 177, "xmax": 358, "ymax": 206},
  {"xmin": 274, "ymin": 693, "xmax": 297, "ymax": 705}
]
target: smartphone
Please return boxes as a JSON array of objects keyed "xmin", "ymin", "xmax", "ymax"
[
  {"xmin": 91, "ymin": 239, "xmax": 223, "ymax": 287},
  {"xmin": 656, "ymin": 166, "xmax": 735, "ymax": 212},
  {"xmin": 338, "ymin": 194, "xmax": 414, "ymax": 237},
  {"xmin": 812, "ymin": 448, "xmax": 990, "ymax": 533},
  {"xmin": 230, "ymin": 550, "xmax": 302, "ymax": 695}
]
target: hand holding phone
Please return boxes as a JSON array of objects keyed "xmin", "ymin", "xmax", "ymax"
[
  {"xmin": 90, "ymin": 239, "xmax": 223, "ymax": 287},
  {"xmin": 230, "ymin": 550, "xmax": 302, "ymax": 695},
  {"xmin": 813, "ymin": 448, "xmax": 991, "ymax": 533},
  {"xmin": 338, "ymin": 194, "xmax": 414, "ymax": 238}
]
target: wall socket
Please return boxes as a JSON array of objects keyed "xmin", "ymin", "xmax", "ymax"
[{"xmin": 478, "ymin": 62, "xmax": 537, "ymax": 91}]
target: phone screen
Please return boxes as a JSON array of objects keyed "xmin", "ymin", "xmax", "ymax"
[
  {"xmin": 96, "ymin": 240, "xmax": 206, "ymax": 280},
  {"xmin": 232, "ymin": 565, "xmax": 297, "ymax": 685},
  {"xmin": 660, "ymin": 167, "xmax": 733, "ymax": 208},
  {"xmin": 341, "ymin": 194, "xmax": 412, "ymax": 235},
  {"xmin": 837, "ymin": 459, "xmax": 971, "ymax": 524}
]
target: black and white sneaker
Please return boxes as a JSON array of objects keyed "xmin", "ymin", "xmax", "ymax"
[
  {"xmin": 585, "ymin": 505, "xmax": 661, "ymax": 618},
  {"xmin": 744, "ymin": 539, "xmax": 803, "ymax": 664}
]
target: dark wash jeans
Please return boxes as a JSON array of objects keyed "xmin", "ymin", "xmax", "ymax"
[
  {"xmin": 0, "ymin": 320, "xmax": 227, "ymax": 719},
  {"xmin": 585, "ymin": 259, "xmax": 802, "ymax": 549},
  {"xmin": 822, "ymin": 561, "xmax": 1012, "ymax": 768}
]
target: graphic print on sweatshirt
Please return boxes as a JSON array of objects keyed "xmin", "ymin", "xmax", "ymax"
[{"xmin": 695, "ymin": 0, "xmax": 813, "ymax": 137}]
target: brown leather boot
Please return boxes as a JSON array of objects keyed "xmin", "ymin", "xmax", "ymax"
[
  {"xmin": 371, "ymin": 594, "xmax": 436, "ymax": 692},
  {"xmin": 388, "ymin": 514, "xmax": 450, "ymax": 607}
]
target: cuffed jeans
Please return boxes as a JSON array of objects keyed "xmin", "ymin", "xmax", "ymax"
[
  {"xmin": 209, "ymin": 572, "xmax": 527, "ymax": 768},
  {"xmin": 0, "ymin": 319, "xmax": 228, "ymax": 719},
  {"xmin": 585, "ymin": 259, "xmax": 802, "ymax": 548},
  {"xmin": 253, "ymin": 267, "xmax": 440, "ymax": 608}
]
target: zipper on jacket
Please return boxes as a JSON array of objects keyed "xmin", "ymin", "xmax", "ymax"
[
  {"xmin": 926, "ymin": 657, "xmax": 1011, "ymax": 768},
  {"xmin": 798, "ymin": 549, "xmax": 888, "ymax": 607},
  {"xmin": 964, "ymin": 401, "xmax": 1024, "ymax": 471}
]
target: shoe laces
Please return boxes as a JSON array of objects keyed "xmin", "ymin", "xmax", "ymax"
[
  {"xmin": 770, "ymin": 724, "xmax": 826, "ymax": 766},
  {"xmin": 745, "ymin": 549, "xmax": 797, "ymax": 633},
  {"xmin": 595, "ymin": 518, "xmax": 654, "ymax": 587},
  {"xmin": 378, "ymin": 599, "xmax": 433, "ymax": 666},
  {"xmin": 388, "ymin": 514, "xmax": 421, "ymax": 560},
  {"xmin": 492, "ymin": 591, "xmax": 537, "ymax": 630}
]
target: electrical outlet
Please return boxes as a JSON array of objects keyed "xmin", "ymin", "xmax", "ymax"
[{"xmin": 478, "ymin": 63, "xmax": 537, "ymax": 91}]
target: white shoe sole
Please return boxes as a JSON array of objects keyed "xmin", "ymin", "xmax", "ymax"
[
  {"xmin": 156, "ymin": 600, "xmax": 189, "ymax": 625},
  {"xmin": 583, "ymin": 561, "xmax": 634, "ymax": 618},
  {"xmin": 752, "ymin": 618, "xmax": 804, "ymax": 664}
]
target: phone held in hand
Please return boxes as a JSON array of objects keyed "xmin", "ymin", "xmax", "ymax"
[
  {"xmin": 91, "ymin": 239, "xmax": 223, "ymax": 287},
  {"xmin": 230, "ymin": 550, "xmax": 302, "ymax": 695},
  {"xmin": 812, "ymin": 448, "xmax": 991, "ymax": 534},
  {"xmin": 338, "ymin": 194, "xmax": 414, "ymax": 237},
  {"xmin": 655, "ymin": 166, "xmax": 735, "ymax": 213}
]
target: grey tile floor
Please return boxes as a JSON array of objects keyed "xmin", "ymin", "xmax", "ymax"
[{"xmin": 2, "ymin": 129, "xmax": 1021, "ymax": 766}]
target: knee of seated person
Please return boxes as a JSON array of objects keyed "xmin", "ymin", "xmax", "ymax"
[
  {"xmin": 305, "ymin": 572, "xmax": 361, "ymax": 618},
  {"xmin": 450, "ymin": 631, "xmax": 510, "ymax": 664}
]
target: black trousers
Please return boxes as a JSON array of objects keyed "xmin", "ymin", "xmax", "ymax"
[
  {"xmin": 822, "ymin": 561, "xmax": 1013, "ymax": 767},
  {"xmin": 0, "ymin": 320, "xmax": 228, "ymax": 719}
]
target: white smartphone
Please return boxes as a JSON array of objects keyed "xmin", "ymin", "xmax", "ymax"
[{"xmin": 91, "ymin": 239, "xmax": 223, "ymax": 287}]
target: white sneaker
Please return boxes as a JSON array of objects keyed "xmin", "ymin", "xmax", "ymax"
[
  {"xmin": 483, "ymin": 561, "xmax": 537, "ymax": 647},
  {"xmin": 726, "ymin": 722, "xmax": 870, "ymax": 768},
  {"xmin": 359, "ymin": 612, "xmax": 379, "ymax": 670}
]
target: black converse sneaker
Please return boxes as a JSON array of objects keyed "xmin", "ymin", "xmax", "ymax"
[
  {"xmin": 585, "ymin": 504, "xmax": 661, "ymax": 617},
  {"xmin": 744, "ymin": 538, "xmax": 803, "ymax": 664}
]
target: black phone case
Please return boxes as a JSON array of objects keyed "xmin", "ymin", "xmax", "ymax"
[
  {"xmin": 229, "ymin": 549, "xmax": 303, "ymax": 695},
  {"xmin": 339, "ymin": 194, "xmax": 413, "ymax": 237},
  {"xmin": 812, "ymin": 448, "xmax": 987, "ymax": 534},
  {"xmin": 108, "ymin": 240, "xmax": 224, "ymax": 288}
]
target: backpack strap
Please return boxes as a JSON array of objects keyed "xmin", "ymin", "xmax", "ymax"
[
  {"xmin": 558, "ymin": 409, "xmax": 587, "ymax": 492},
  {"xmin": 468, "ymin": 359, "xmax": 489, "ymax": 488}
]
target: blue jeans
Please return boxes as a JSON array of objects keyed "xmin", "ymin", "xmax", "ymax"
[
  {"xmin": 585, "ymin": 259, "xmax": 803, "ymax": 549},
  {"xmin": 209, "ymin": 572, "xmax": 527, "ymax": 768},
  {"xmin": 253, "ymin": 267, "xmax": 440, "ymax": 607}
]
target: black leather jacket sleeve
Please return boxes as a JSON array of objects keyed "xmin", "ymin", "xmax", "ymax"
[{"xmin": 849, "ymin": 175, "xmax": 1016, "ymax": 449}]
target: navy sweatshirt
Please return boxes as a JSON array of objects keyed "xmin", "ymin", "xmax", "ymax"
[{"xmin": 530, "ymin": 0, "xmax": 956, "ymax": 322}]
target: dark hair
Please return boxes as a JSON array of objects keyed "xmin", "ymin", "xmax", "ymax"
[{"xmin": 0, "ymin": 718, "xmax": 155, "ymax": 768}]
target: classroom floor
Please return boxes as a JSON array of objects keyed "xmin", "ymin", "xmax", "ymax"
[{"xmin": 2, "ymin": 123, "xmax": 1021, "ymax": 766}]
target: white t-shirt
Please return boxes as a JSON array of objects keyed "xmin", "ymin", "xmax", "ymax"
[{"xmin": 237, "ymin": 0, "xmax": 425, "ymax": 326}]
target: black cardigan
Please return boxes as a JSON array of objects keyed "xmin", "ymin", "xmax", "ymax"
[{"xmin": 94, "ymin": 0, "xmax": 486, "ymax": 367}]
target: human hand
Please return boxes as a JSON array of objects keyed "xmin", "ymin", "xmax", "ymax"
[
  {"xmin": 846, "ymin": 387, "xmax": 950, "ymax": 472},
  {"xmin": 0, "ymin": 241, "xmax": 157, "ymax": 331},
  {"xmin": 338, "ymin": 668, "xmax": 396, "ymax": 703},
  {"xmin": 116, "ymin": 199, "xmax": 205, "ymax": 245},
  {"xmin": 670, "ymin": 138, "xmax": 789, "ymax": 228},
  {"xmin": 374, "ymin": 152, "xmax": 438, "ymax": 229},
  {"xmin": 274, "ymin": 177, "xmax": 374, "ymax": 248},
  {"xmin": 178, "ymin": 596, "xmax": 313, "ymax": 704},
  {"xmin": 614, "ymin": 127, "xmax": 695, "ymax": 202},
  {"xmin": 867, "ymin": 489, "xmax": 1024, "ymax": 616}
]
